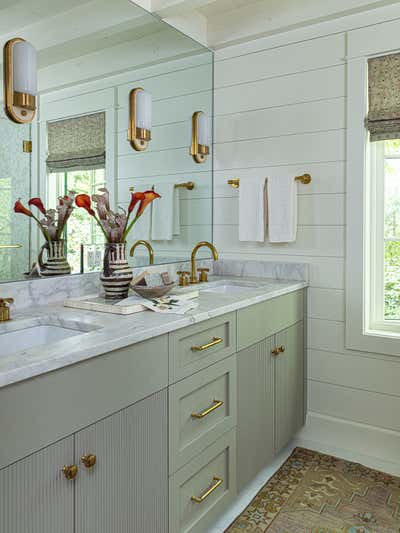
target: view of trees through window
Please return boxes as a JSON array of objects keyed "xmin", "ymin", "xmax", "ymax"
[
  {"xmin": 48, "ymin": 168, "xmax": 105, "ymax": 273},
  {"xmin": 384, "ymin": 140, "xmax": 400, "ymax": 320}
]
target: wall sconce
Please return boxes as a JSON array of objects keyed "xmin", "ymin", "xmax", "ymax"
[
  {"xmin": 128, "ymin": 87, "xmax": 152, "ymax": 151},
  {"xmin": 3, "ymin": 38, "xmax": 37, "ymax": 124},
  {"xmin": 190, "ymin": 111, "xmax": 210, "ymax": 164}
]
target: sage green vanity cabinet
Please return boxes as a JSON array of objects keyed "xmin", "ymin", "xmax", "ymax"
[
  {"xmin": 275, "ymin": 322, "xmax": 305, "ymax": 453},
  {"xmin": 237, "ymin": 337, "xmax": 275, "ymax": 490},
  {"xmin": 0, "ymin": 390, "xmax": 168, "ymax": 533},
  {"xmin": 0, "ymin": 436, "xmax": 75, "ymax": 533},
  {"xmin": 75, "ymin": 389, "xmax": 168, "ymax": 533},
  {"xmin": 236, "ymin": 290, "xmax": 305, "ymax": 492}
]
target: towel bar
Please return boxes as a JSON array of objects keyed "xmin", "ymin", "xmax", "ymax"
[
  {"xmin": 227, "ymin": 174, "xmax": 312, "ymax": 188},
  {"xmin": 129, "ymin": 181, "xmax": 195, "ymax": 192}
]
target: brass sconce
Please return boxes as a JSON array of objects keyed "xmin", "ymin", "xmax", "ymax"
[
  {"xmin": 190, "ymin": 111, "xmax": 210, "ymax": 164},
  {"xmin": 3, "ymin": 38, "xmax": 37, "ymax": 124},
  {"xmin": 128, "ymin": 87, "xmax": 152, "ymax": 151}
]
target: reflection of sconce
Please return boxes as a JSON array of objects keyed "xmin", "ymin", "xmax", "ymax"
[
  {"xmin": 3, "ymin": 38, "xmax": 37, "ymax": 124},
  {"xmin": 128, "ymin": 87, "xmax": 152, "ymax": 151},
  {"xmin": 190, "ymin": 111, "xmax": 210, "ymax": 164}
]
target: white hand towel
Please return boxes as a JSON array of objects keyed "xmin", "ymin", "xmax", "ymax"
[
  {"xmin": 151, "ymin": 183, "xmax": 180, "ymax": 241},
  {"xmin": 238, "ymin": 177, "xmax": 267, "ymax": 242},
  {"xmin": 267, "ymin": 176, "xmax": 297, "ymax": 243}
]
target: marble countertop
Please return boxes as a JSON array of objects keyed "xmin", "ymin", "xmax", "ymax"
[{"xmin": 0, "ymin": 276, "xmax": 307, "ymax": 388}]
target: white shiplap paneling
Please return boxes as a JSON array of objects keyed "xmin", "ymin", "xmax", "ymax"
[{"xmin": 214, "ymin": 27, "xmax": 400, "ymax": 456}]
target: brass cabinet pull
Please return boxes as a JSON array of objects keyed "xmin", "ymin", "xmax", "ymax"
[
  {"xmin": 279, "ymin": 345, "xmax": 285, "ymax": 353},
  {"xmin": 271, "ymin": 347, "xmax": 280, "ymax": 355},
  {"xmin": 191, "ymin": 476, "xmax": 223, "ymax": 503},
  {"xmin": 272, "ymin": 345, "xmax": 285, "ymax": 355},
  {"xmin": 191, "ymin": 337, "xmax": 223, "ymax": 352},
  {"xmin": 191, "ymin": 399, "xmax": 224, "ymax": 419},
  {"xmin": 62, "ymin": 465, "xmax": 78, "ymax": 480},
  {"xmin": 81, "ymin": 454, "xmax": 97, "ymax": 469}
]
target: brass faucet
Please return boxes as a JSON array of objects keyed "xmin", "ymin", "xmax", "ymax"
[
  {"xmin": 129, "ymin": 240, "xmax": 154, "ymax": 265},
  {"xmin": 0, "ymin": 298, "xmax": 14, "ymax": 322},
  {"xmin": 190, "ymin": 241, "xmax": 218, "ymax": 284}
]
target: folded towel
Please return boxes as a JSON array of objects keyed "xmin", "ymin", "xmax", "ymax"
[
  {"xmin": 267, "ymin": 176, "xmax": 297, "ymax": 243},
  {"xmin": 239, "ymin": 177, "xmax": 267, "ymax": 242},
  {"xmin": 151, "ymin": 183, "xmax": 180, "ymax": 241}
]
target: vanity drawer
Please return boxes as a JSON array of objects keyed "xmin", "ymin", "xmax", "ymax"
[
  {"xmin": 169, "ymin": 356, "xmax": 236, "ymax": 474},
  {"xmin": 237, "ymin": 290, "xmax": 304, "ymax": 351},
  {"xmin": 169, "ymin": 429, "xmax": 236, "ymax": 533},
  {"xmin": 169, "ymin": 312, "xmax": 236, "ymax": 382}
]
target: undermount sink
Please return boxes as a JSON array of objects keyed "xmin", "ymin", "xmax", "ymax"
[
  {"xmin": 0, "ymin": 323, "xmax": 90, "ymax": 357},
  {"xmin": 201, "ymin": 280, "xmax": 266, "ymax": 294}
]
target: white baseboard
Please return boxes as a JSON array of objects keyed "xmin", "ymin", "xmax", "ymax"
[{"xmin": 296, "ymin": 411, "xmax": 400, "ymax": 475}]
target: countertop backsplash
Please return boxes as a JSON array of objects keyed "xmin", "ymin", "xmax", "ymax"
[{"xmin": 0, "ymin": 259, "xmax": 308, "ymax": 310}]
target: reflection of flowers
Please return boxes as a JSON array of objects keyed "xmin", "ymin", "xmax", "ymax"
[
  {"xmin": 75, "ymin": 188, "xmax": 161, "ymax": 243},
  {"xmin": 14, "ymin": 192, "xmax": 76, "ymax": 241}
]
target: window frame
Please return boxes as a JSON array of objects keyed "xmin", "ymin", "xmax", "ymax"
[{"xmin": 346, "ymin": 20, "xmax": 400, "ymax": 356}]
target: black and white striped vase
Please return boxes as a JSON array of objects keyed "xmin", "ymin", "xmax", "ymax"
[
  {"xmin": 101, "ymin": 242, "xmax": 133, "ymax": 300},
  {"xmin": 38, "ymin": 240, "xmax": 71, "ymax": 277}
]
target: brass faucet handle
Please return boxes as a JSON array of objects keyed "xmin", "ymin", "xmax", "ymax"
[
  {"xmin": 0, "ymin": 298, "xmax": 14, "ymax": 306},
  {"xmin": 197, "ymin": 268, "xmax": 210, "ymax": 283},
  {"xmin": 177, "ymin": 271, "xmax": 190, "ymax": 287}
]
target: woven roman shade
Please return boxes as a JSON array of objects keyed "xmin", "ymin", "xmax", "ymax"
[
  {"xmin": 46, "ymin": 112, "xmax": 105, "ymax": 172},
  {"xmin": 366, "ymin": 53, "xmax": 400, "ymax": 142}
]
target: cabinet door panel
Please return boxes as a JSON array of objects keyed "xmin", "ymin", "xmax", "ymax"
[
  {"xmin": 0, "ymin": 437, "xmax": 74, "ymax": 533},
  {"xmin": 237, "ymin": 337, "xmax": 275, "ymax": 491},
  {"xmin": 275, "ymin": 321, "xmax": 304, "ymax": 453},
  {"xmin": 75, "ymin": 389, "xmax": 168, "ymax": 533}
]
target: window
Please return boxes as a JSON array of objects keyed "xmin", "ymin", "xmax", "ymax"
[
  {"xmin": 346, "ymin": 19, "xmax": 400, "ymax": 356},
  {"xmin": 46, "ymin": 112, "xmax": 106, "ymax": 274},
  {"xmin": 47, "ymin": 168, "xmax": 105, "ymax": 274},
  {"xmin": 368, "ymin": 140, "xmax": 400, "ymax": 333}
]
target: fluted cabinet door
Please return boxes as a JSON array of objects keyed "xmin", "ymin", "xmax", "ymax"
[
  {"xmin": 237, "ymin": 337, "xmax": 275, "ymax": 492},
  {"xmin": 0, "ymin": 436, "xmax": 74, "ymax": 533},
  {"xmin": 74, "ymin": 389, "xmax": 168, "ymax": 533},
  {"xmin": 275, "ymin": 321, "xmax": 304, "ymax": 453}
]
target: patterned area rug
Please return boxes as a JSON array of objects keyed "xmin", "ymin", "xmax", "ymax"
[{"xmin": 226, "ymin": 447, "xmax": 400, "ymax": 533}]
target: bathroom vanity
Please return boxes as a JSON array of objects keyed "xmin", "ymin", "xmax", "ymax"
[{"xmin": 0, "ymin": 278, "xmax": 306, "ymax": 533}]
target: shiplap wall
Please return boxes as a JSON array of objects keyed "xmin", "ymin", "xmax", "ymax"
[{"xmin": 213, "ymin": 26, "xmax": 400, "ymax": 461}]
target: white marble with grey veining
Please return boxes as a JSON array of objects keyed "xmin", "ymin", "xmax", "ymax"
[
  {"xmin": 213, "ymin": 259, "xmax": 309, "ymax": 281},
  {"xmin": 0, "ymin": 274, "xmax": 307, "ymax": 388}
]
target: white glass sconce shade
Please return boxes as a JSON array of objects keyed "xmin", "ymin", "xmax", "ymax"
[
  {"xmin": 190, "ymin": 111, "xmax": 210, "ymax": 164},
  {"xmin": 197, "ymin": 112, "xmax": 209, "ymax": 146},
  {"xmin": 13, "ymin": 40, "xmax": 37, "ymax": 96},
  {"xmin": 135, "ymin": 90, "xmax": 152, "ymax": 131}
]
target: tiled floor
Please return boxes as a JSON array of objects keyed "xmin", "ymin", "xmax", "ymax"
[{"xmin": 209, "ymin": 437, "xmax": 400, "ymax": 532}]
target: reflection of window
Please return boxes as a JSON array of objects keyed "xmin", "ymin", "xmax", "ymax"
[
  {"xmin": 47, "ymin": 169, "xmax": 105, "ymax": 273},
  {"xmin": 369, "ymin": 141, "xmax": 400, "ymax": 330},
  {"xmin": 46, "ymin": 112, "xmax": 106, "ymax": 274}
]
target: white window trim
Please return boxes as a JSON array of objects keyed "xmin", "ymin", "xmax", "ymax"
[{"xmin": 346, "ymin": 19, "xmax": 400, "ymax": 356}]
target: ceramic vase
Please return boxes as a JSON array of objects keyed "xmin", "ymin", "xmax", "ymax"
[
  {"xmin": 38, "ymin": 240, "xmax": 71, "ymax": 277},
  {"xmin": 101, "ymin": 242, "xmax": 133, "ymax": 299}
]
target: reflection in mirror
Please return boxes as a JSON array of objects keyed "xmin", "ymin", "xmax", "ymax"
[{"xmin": 0, "ymin": 0, "xmax": 213, "ymax": 284}]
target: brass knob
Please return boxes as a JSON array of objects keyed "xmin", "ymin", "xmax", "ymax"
[
  {"xmin": 177, "ymin": 271, "xmax": 190, "ymax": 287},
  {"xmin": 81, "ymin": 454, "xmax": 97, "ymax": 469},
  {"xmin": 271, "ymin": 347, "xmax": 280, "ymax": 356},
  {"xmin": 62, "ymin": 465, "xmax": 78, "ymax": 480},
  {"xmin": 279, "ymin": 345, "xmax": 285, "ymax": 353},
  {"xmin": 197, "ymin": 268, "xmax": 210, "ymax": 283}
]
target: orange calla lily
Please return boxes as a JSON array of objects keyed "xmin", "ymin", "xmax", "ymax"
[
  {"xmin": 28, "ymin": 197, "xmax": 46, "ymax": 215},
  {"xmin": 14, "ymin": 199, "xmax": 33, "ymax": 217},
  {"xmin": 75, "ymin": 194, "xmax": 95, "ymax": 216},
  {"xmin": 128, "ymin": 191, "xmax": 145, "ymax": 213},
  {"xmin": 136, "ymin": 190, "xmax": 161, "ymax": 218}
]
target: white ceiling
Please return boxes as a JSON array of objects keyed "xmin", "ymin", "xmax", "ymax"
[{"xmin": 136, "ymin": 0, "xmax": 400, "ymax": 47}]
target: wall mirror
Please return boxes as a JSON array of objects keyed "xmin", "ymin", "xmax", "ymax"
[{"xmin": 0, "ymin": 0, "xmax": 213, "ymax": 283}]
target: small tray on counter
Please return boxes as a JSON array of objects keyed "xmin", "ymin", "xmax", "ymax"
[{"xmin": 64, "ymin": 286, "xmax": 199, "ymax": 315}]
